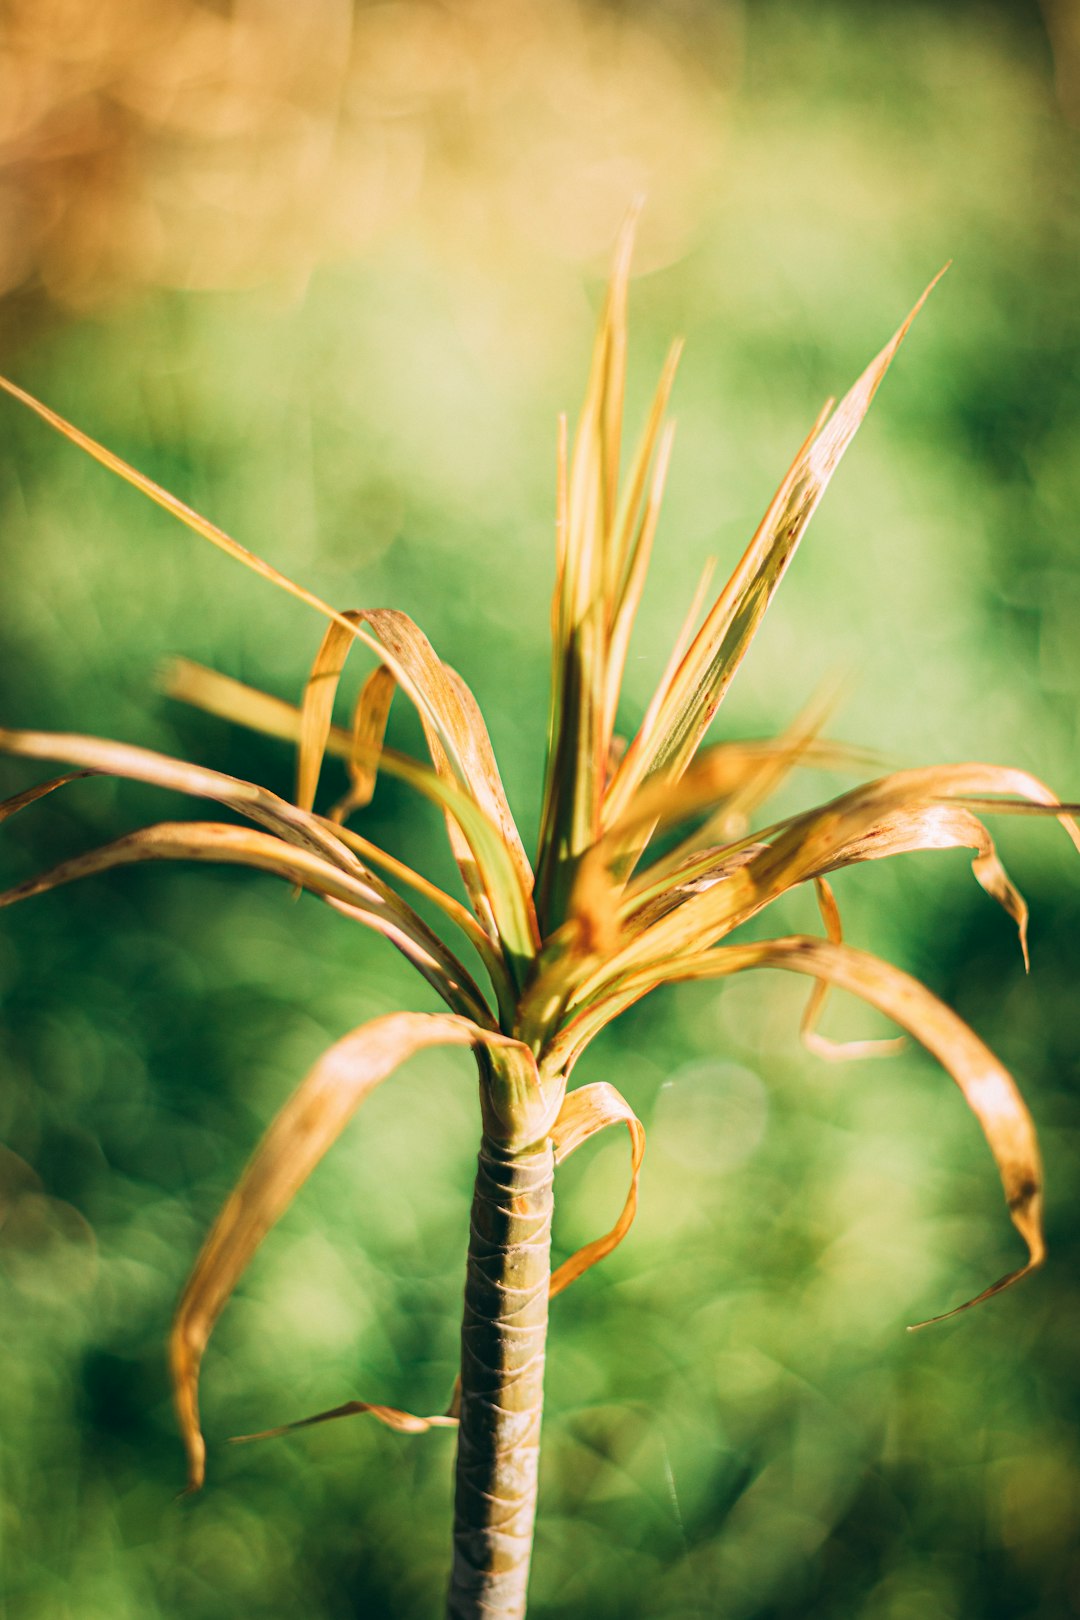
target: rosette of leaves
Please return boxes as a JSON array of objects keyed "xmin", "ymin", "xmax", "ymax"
[{"xmin": 2, "ymin": 225, "xmax": 1077, "ymax": 1620}]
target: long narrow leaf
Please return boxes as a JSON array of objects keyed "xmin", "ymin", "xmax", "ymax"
[
  {"xmin": 600, "ymin": 763, "xmax": 1080, "ymax": 992},
  {"xmin": 536, "ymin": 216, "xmax": 638, "ymax": 925},
  {"xmin": 0, "ymin": 727, "xmax": 360, "ymax": 872},
  {"xmin": 606, "ymin": 272, "xmax": 947, "ymax": 823}
]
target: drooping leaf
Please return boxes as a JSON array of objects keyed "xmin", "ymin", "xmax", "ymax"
[
  {"xmin": 813, "ymin": 803, "xmax": 1031, "ymax": 968},
  {"xmin": 296, "ymin": 613, "xmax": 368, "ymax": 815},
  {"xmin": 0, "ymin": 726, "xmax": 363, "ymax": 872},
  {"xmin": 291, "ymin": 605, "xmax": 538, "ymax": 974},
  {"xmin": 170, "ymin": 1011, "xmax": 542, "ymax": 1490},
  {"xmin": 603, "ymin": 762, "xmax": 1080, "ymax": 990},
  {"xmin": 0, "ymin": 819, "xmax": 493, "ymax": 1024},
  {"xmin": 361, "ymin": 611, "xmax": 538, "ymax": 960},
  {"xmin": 562, "ymin": 936, "xmax": 1044, "ymax": 1323}
]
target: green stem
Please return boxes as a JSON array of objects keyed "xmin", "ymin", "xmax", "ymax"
[{"xmin": 448, "ymin": 1137, "xmax": 554, "ymax": 1620}]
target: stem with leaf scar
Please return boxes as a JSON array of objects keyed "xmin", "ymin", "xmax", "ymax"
[{"xmin": 449, "ymin": 1136, "xmax": 554, "ymax": 1620}]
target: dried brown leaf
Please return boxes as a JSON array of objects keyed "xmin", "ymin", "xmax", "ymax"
[
  {"xmin": 162, "ymin": 660, "xmax": 536, "ymax": 979},
  {"xmin": 607, "ymin": 763, "xmax": 1077, "ymax": 990}
]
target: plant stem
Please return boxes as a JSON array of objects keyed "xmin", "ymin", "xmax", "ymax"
[{"xmin": 448, "ymin": 1136, "xmax": 554, "ymax": 1620}]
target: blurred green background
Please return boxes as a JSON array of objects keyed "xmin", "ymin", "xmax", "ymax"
[{"xmin": 2, "ymin": 1, "xmax": 1080, "ymax": 1615}]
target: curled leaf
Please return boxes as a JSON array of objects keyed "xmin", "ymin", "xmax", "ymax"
[
  {"xmin": 548, "ymin": 1081, "xmax": 645, "ymax": 1297},
  {"xmin": 330, "ymin": 666, "xmax": 397, "ymax": 821},
  {"xmin": 361, "ymin": 610, "xmax": 538, "ymax": 965},
  {"xmin": 296, "ymin": 612, "xmax": 366, "ymax": 815},
  {"xmin": 812, "ymin": 802, "xmax": 1030, "ymax": 970},
  {"xmin": 164, "ymin": 657, "xmax": 538, "ymax": 986},
  {"xmin": 605, "ymin": 763, "xmax": 1078, "ymax": 993},
  {"xmin": 801, "ymin": 878, "xmax": 907, "ymax": 1061}
]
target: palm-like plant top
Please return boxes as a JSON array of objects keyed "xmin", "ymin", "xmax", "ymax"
[{"xmin": 2, "ymin": 224, "xmax": 1076, "ymax": 1496}]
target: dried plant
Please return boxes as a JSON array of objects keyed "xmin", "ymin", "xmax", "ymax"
[{"xmin": 2, "ymin": 227, "xmax": 1076, "ymax": 1619}]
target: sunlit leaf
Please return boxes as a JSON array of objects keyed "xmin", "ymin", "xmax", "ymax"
[
  {"xmin": 536, "ymin": 212, "xmax": 640, "ymax": 926},
  {"xmin": 567, "ymin": 734, "xmax": 875, "ymax": 956},
  {"xmin": 0, "ymin": 725, "xmax": 362, "ymax": 871},
  {"xmin": 296, "ymin": 613, "xmax": 367, "ymax": 815},
  {"xmin": 0, "ymin": 377, "xmax": 539, "ymax": 977},
  {"xmin": 602, "ymin": 762, "xmax": 1080, "ymax": 989}
]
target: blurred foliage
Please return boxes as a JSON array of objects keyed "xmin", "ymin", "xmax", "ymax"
[{"xmin": 2, "ymin": 1, "xmax": 1080, "ymax": 1616}]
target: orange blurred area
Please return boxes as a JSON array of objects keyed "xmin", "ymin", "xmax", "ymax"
[{"xmin": 0, "ymin": 0, "xmax": 737, "ymax": 307}]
